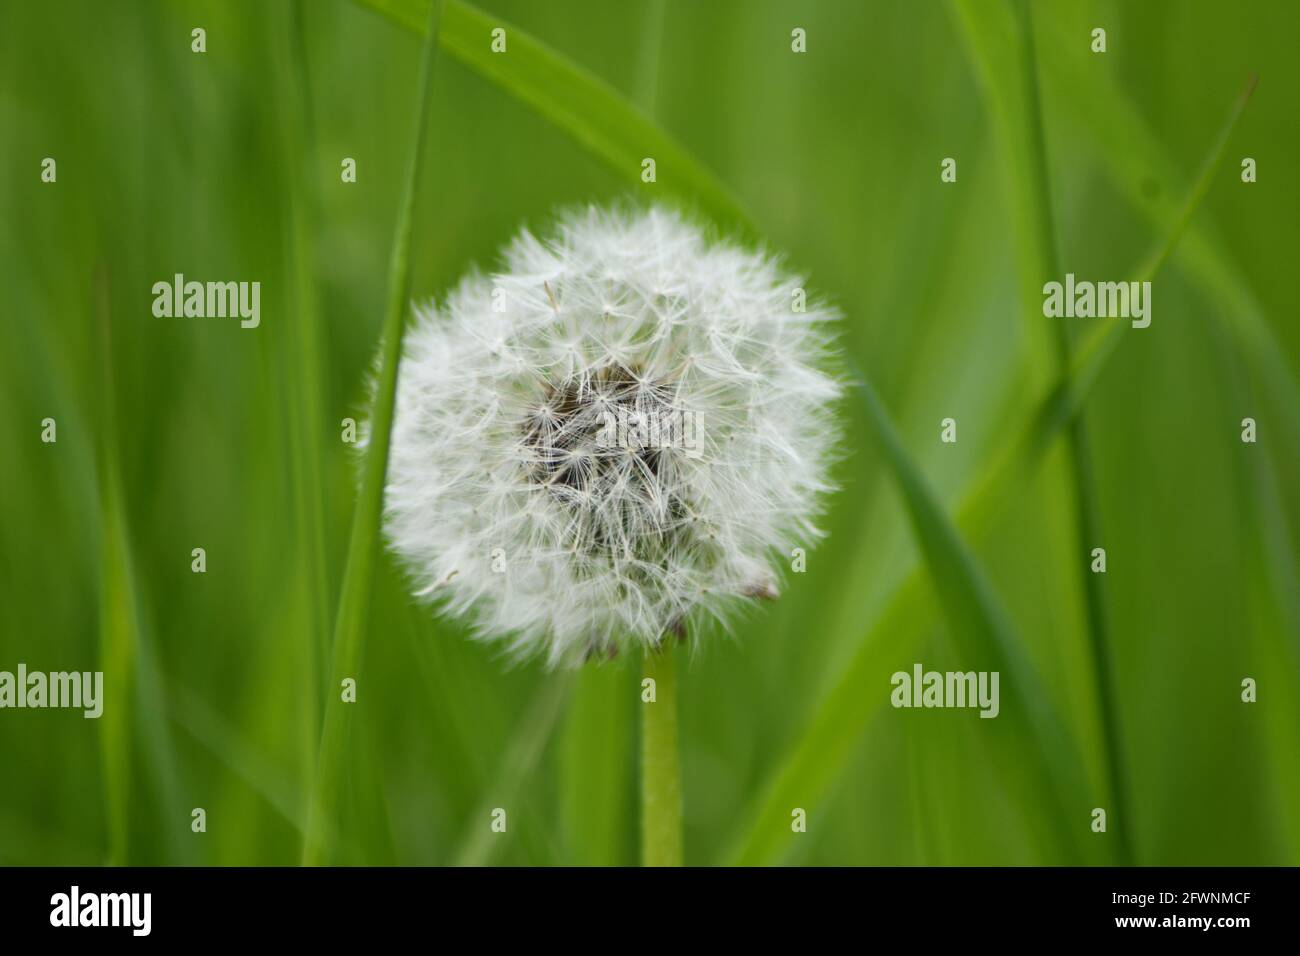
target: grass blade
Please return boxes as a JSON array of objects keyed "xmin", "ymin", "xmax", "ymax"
[
  {"xmin": 727, "ymin": 571, "xmax": 927, "ymax": 865},
  {"xmin": 952, "ymin": 0, "xmax": 1132, "ymax": 862},
  {"xmin": 857, "ymin": 373, "xmax": 1086, "ymax": 853},
  {"xmin": 729, "ymin": 370, "xmax": 1089, "ymax": 865},
  {"xmin": 274, "ymin": 0, "xmax": 334, "ymax": 829},
  {"xmin": 1035, "ymin": 18, "xmax": 1300, "ymax": 452},
  {"xmin": 727, "ymin": 74, "xmax": 1255, "ymax": 865},
  {"xmin": 301, "ymin": 0, "xmax": 445, "ymax": 866},
  {"xmin": 354, "ymin": 0, "xmax": 754, "ymax": 231}
]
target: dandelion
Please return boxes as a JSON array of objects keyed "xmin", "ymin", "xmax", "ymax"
[
  {"xmin": 377, "ymin": 204, "xmax": 841, "ymax": 866},
  {"xmin": 381, "ymin": 204, "xmax": 842, "ymax": 666}
]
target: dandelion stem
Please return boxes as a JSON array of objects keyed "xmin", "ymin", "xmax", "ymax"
[{"xmin": 641, "ymin": 642, "xmax": 684, "ymax": 867}]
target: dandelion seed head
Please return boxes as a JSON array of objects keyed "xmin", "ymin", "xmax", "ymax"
[{"xmin": 380, "ymin": 205, "xmax": 842, "ymax": 666}]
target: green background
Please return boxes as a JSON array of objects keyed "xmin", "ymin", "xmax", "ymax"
[{"xmin": 1, "ymin": 0, "xmax": 1297, "ymax": 866}]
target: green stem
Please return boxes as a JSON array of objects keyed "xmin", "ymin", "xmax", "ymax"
[
  {"xmin": 1016, "ymin": 0, "xmax": 1131, "ymax": 864},
  {"xmin": 641, "ymin": 643, "xmax": 683, "ymax": 867},
  {"xmin": 279, "ymin": 0, "xmax": 332, "ymax": 819},
  {"xmin": 301, "ymin": 0, "xmax": 444, "ymax": 866}
]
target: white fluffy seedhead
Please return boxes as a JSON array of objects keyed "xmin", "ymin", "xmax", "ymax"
[{"xmin": 381, "ymin": 204, "xmax": 841, "ymax": 666}]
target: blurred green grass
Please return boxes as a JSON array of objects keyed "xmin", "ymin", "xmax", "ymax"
[{"xmin": 1, "ymin": 0, "xmax": 1297, "ymax": 865}]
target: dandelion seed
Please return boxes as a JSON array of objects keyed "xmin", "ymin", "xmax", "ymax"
[{"xmin": 378, "ymin": 205, "xmax": 842, "ymax": 666}]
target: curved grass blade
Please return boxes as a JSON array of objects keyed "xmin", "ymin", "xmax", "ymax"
[
  {"xmin": 1051, "ymin": 72, "xmax": 1259, "ymax": 427},
  {"xmin": 857, "ymin": 373, "xmax": 1087, "ymax": 858},
  {"xmin": 354, "ymin": 0, "xmax": 754, "ymax": 232},
  {"xmin": 727, "ymin": 76, "xmax": 1255, "ymax": 865},
  {"xmin": 1034, "ymin": 18, "xmax": 1300, "ymax": 451},
  {"xmin": 301, "ymin": 0, "xmax": 445, "ymax": 866},
  {"xmin": 729, "ymin": 370, "xmax": 1089, "ymax": 866},
  {"xmin": 952, "ymin": 0, "xmax": 1135, "ymax": 862}
]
